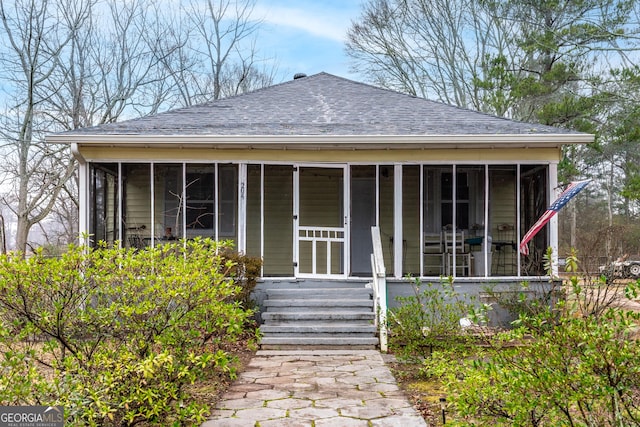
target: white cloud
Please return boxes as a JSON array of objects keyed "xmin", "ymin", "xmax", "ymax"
[{"xmin": 253, "ymin": 2, "xmax": 356, "ymax": 42}]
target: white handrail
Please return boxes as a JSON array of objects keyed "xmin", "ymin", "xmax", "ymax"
[{"xmin": 370, "ymin": 226, "xmax": 388, "ymax": 352}]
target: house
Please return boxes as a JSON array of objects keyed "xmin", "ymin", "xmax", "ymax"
[{"xmin": 48, "ymin": 73, "xmax": 593, "ymax": 345}]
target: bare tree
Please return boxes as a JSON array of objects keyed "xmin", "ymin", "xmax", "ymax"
[
  {"xmin": 0, "ymin": 0, "xmax": 78, "ymax": 253},
  {"xmin": 43, "ymin": 0, "xmax": 275, "ymax": 117},
  {"xmin": 218, "ymin": 44, "xmax": 280, "ymax": 98},
  {"xmin": 40, "ymin": 172, "xmax": 79, "ymax": 248},
  {"xmin": 0, "ymin": 211, "xmax": 6, "ymax": 254},
  {"xmin": 0, "ymin": 0, "xmax": 168, "ymax": 251},
  {"xmin": 345, "ymin": 0, "xmax": 514, "ymax": 110},
  {"xmin": 347, "ymin": 0, "xmax": 640, "ymax": 119},
  {"xmin": 167, "ymin": 0, "xmax": 272, "ymax": 105},
  {"xmin": 43, "ymin": 0, "xmax": 185, "ymax": 130},
  {"xmin": 0, "ymin": 0, "xmax": 274, "ymax": 252}
]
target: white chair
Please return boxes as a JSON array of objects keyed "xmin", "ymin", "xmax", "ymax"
[
  {"xmin": 444, "ymin": 229, "xmax": 471, "ymax": 276},
  {"xmin": 423, "ymin": 232, "xmax": 445, "ymax": 275}
]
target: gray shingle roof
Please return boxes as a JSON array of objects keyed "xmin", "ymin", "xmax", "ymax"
[{"xmin": 60, "ymin": 72, "xmax": 579, "ymax": 137}]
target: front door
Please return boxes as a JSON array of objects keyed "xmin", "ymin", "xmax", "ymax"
[{"xmin": 294, "ymin": 165, "xmax": 348, "ymax": 277}]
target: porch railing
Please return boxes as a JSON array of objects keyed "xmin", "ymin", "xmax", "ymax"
[{"xmin": 370, "ymin": 226, "xmax": 388, "ymax": 352}]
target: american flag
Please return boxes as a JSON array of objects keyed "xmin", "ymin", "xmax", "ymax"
[{"xmin": 519, "ymin": 179, "xmax": 591, "ymax": 255}]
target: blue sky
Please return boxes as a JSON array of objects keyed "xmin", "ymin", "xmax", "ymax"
[{"xmin": 252, "ymin": 0, "xmax": 364, "ymax": 82}]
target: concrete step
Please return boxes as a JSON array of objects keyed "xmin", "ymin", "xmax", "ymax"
[
  {"xmin": 260, "ymin": 332, "xmax": 378, "ymax": 338},
  {"xmin": 260, "ymin": 280, "xmax": 370, "ymax": 289},
  {"xmin": 259, "ymin": 336, "xmax": 380, "ymax": 347},
  {"xmin": 260, "ymin": 323, "xmax": 377, "ymax": 334},
  {"xmin": 264, "ymin": 298, "xmax": 374, "ymax": 306},
  {"xmin": 259, "ymin": 282, "xmax": 379, "ymax": 350},
  {"xmin": 264, "ymin": 299, "xmax": 373, "ymax": 311},
  {"xmin": 260, "ymin": 343, "xmax": 378, "ymax": 350},
  {"xmin": 265, "ymin": 287, "xmax": 372, "ymax": 300},
  {"xmin": 262, "ymin": 311, "xmax": 375, "ymax": 322}
]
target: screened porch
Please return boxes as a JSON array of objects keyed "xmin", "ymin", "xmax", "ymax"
[{"xmin": 87, "ymin": 162, "xmax": 551, "ymax": 279}]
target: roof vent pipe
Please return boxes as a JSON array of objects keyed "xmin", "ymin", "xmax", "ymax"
[{"xmin": 293, "ymin": 73, "xmax": 307, "ymax": 80}]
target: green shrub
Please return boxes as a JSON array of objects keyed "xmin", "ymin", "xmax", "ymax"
[
  {"xmin": 388, "ymin": 276, "xmax": 488, "ymax": 359},
  {"xmin": 219, "ymin": 248, "xmax": 263, "ymax": 306},
  {"xmin": 444, "ymin": 302, "xmax": 640, "ymax": 426},
  {"xmin": 428, "ymin": 253, "xmax": 640, "ymax": 426},
  {"xmin": 0, "ymin": 239, "xmax": 258, "ymax": 426}
]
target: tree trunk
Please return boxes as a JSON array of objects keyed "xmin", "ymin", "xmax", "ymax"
[{"xmin": 14, "ymin": 219, "xmax": 30, "ymax": 255}]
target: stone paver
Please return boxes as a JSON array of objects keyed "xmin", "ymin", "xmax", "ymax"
[{"xmin": 202, "ymin": 350, "xmax": 428, "ymax": 427}]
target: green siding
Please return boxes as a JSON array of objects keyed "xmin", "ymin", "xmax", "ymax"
[
  {"xmin": 403, "ymin": 166, "xmax": 420, "ymax": 275},
  {"xmin": 263, "ymin": 165, "xmax": 293, "ymax": 276}
]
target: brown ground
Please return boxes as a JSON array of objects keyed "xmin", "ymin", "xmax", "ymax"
[
  {"xmin": 187, "ymin": 333, "xmax": 257, "ymax": 412},
  {"xmin": 387, "ymin": 359, "xmax": 444, "ymax": 426}
]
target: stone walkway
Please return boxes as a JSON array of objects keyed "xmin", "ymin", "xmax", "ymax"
[{"xmin": 202, "ymin": 350, "xmax": 428, "ymax": 427}]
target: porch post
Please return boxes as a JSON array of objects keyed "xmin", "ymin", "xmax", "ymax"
[
  {"xmin": 77, "ymin": 160, "xmax": 89, "ymax": 247},
  {"xmin": 517, "ymin": 164, "xmax": 522, "ymax": 276},
  {"xmin": 393, "ymin": 164, "xmax": 403, "ymax": 278},
  {"xmin": 483, "ymin": 165, "xmax": 489, "ymax": 277},
  {"xmin": 549, "ymin": 161, "xmax": 559, "ymax": 276},
  {"xmin": 344, "ymin": 164, "xmax": 351, "ymax": 277},
  {"xmin": 182, "ymin": 163, "xmax": 187, "ymax": 242},
  {"xmin": 237, "ymin": 163, "xmax": 247, "ymax": 253},
  {"xmin": 150, "ymin": 163, "xmax": 155, "ymax": 244},
  {"xmin": 215, "ymin": 165, "xmax": 219, "ymax": 242},
  {"xmin": 118, "ymin": 163, "xmax": 123, "ymax": 246},
  {"xmin": 292, "ymin": 166, "xmax": 300, "ymax": 277}
]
